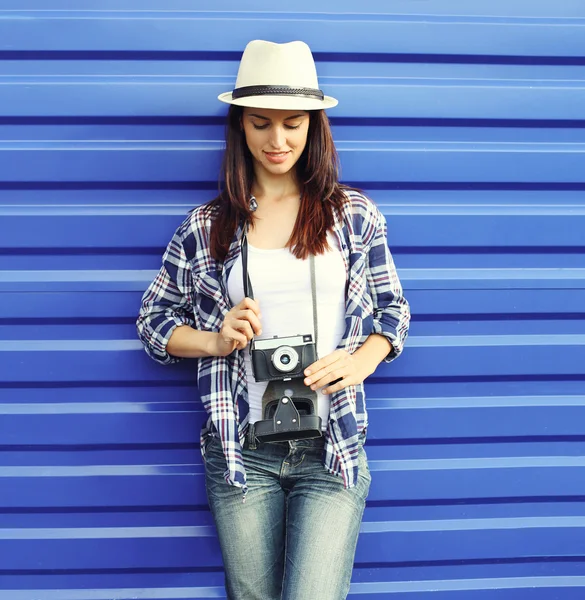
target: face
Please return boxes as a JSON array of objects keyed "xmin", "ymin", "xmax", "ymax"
[{"xmin": 241, "ymin": 107, "xmax": 310, "ymax": 178}]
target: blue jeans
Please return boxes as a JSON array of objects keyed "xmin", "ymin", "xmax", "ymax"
[{"xmin": 204, "ymin": 433, "xmax": 371, "ymax": 600}]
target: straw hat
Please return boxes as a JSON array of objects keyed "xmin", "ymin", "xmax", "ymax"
[{"xmin": 218, "ymin": 40, "xmax": 338, "ymax": 110}]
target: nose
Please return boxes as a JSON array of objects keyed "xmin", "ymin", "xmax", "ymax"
[{"xmin": 268, "ymin": 125, "xmax": 286, "ymax": 149}]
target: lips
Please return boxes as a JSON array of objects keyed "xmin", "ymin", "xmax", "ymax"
[{"xmin": 264, "ymin": 151, "xmax": 290, "ymax": 164}]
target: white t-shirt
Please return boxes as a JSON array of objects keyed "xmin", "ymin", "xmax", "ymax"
[{"xmin": 227, "ymin": 235, "xmax": 347, "ymax": 428}]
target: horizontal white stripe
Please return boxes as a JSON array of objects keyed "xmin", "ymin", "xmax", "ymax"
[
  {"xmin": 409, "ymin": 334, "xmax": 585, "ymax": 347},
  {"xmin": 0, "ymin": 401, "xmax": 199, "ymax": 415},
  {"xmin": 2, "ymin": 516, "xmax": 582, "ymax": 540},
  {"xmin": 2, "ymin": 268, "xmax": 585, "ymax": 283},
  {"xmin": 360, "ymin": 515, "xmax": 585, "ymax": 533},
  {"xmin": 403, "ymin": 268, "xmax": 585, "ymax": 280},
  {"xmin": 381, "ymin": 203, "xmax": 585, "ymax": 216},
  {"xmin": 0, "ymin": 526, "xmax": 215, "ymax": 540},
  {"xmin": 370, "ymin": 455, "xmax": 585, "ymax": 471},
  {"xmin": 3, "ymin": 140, "xmax": 585, "ymax": 150},
  {"xmin": 1, "ymin": 456, "xmax": 582, "ymax": 477},
  {"xmin": 0, "ymin": 340, "xmax": 143, "ymax": 352},
  {"xmin": 2, "ymin": 396, "xmax": 583, "ymax": 413},
  {"xmin": 2, "ymin": 203, "xmax": 585, "ymax": 216},
  {"xmin": 0, "ymin": 464, "xmax": 200, "ymax": 477},
  {"xmin": 0, "ymin": 270, "xmax": 155, "ymax": 282},
  {"xmin": 0, "ymin": 588, "xmax": 224, "ymax": 600},
  {"xmin": 351, "ymin": 576, "xmax": 585, "ymax": 594},
  {"xmin": 368, "ymin": 394, "xmax": 585, "ymax": 408},
  {"xmin": 2, "ymin": 577, "xmax": 585, "ymax": 599},
  {"xmin": 0, "ymin": 205, "xmax": 191, "ymax": 216},
  {"xmin": 2, "ymin": 333, "xmax": 584, "ymax": 352}
]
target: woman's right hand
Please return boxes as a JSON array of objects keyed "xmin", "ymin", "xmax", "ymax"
[{"xmin": 214, "ymin": 297, "xmax": 262, "ymax": 356}]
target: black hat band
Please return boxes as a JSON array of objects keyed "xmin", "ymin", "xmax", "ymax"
[{"xmin": 231, "ymin": 85, "xmax": 325, "ymax": 101}]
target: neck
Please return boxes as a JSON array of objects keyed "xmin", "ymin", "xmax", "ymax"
[{"xmin": 251, "ymin": 167, "xmax": 300, "ymax": 201}]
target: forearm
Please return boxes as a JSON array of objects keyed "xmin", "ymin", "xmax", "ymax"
[
  {"xmin": 166, "ymin": 325, "xmax": 221, "ymax": 358},
  {"xmin": 352, "ymin": 333, "xmax": 393, "ymax": 378}
]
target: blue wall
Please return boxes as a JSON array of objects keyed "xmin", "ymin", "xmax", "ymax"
[{"xmin": 1, "ymin": 2, "xmax": 585, "ymax": 598}]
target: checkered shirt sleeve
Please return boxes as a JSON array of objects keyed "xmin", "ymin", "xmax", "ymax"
[
  {"xmin": 365, "ymin": 205, "xmax": 410, "ymax": 362},
  {"xmin": 136, "ymin": 229, "xmax": 195, "ymax": 364}
]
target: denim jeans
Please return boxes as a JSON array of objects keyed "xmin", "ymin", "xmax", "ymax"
[{"xmin": 204, "ymin": 432, "xmax": 371, "ymax": 600}]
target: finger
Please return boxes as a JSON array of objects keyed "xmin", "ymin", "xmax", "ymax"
[
  {"xmin": 228, "ymin": 318, "xmax": 255, "ymax": 341},
  {"xmin": 239, "ymin": 297, "xmax": 261, "ymax": 318},
  {"xmin": 309, "ymin": 367, "xmax": 347, "ymax": 391},
  {"xmin": 305, "ymin": 364, "xmax": 338, "ymax": 387},
  {"xmin": 304, "ymin": 354, "xmax": 347, "ymax": 386},
  {"xmin": 304, "ymin": 350, "xmax": 344, "ymax": 378},
  {"xmin": 238, "ymin": 308, "xmax": 262, "ymax": 336},
  {"xmin": 234, "ymin": 338, "xmax": 248, "ymax": 351},
  {"xmin": 322, "ymin": 376, "xmax": 351, "ymax": 395},
  {"xmin": 221, "ymin": 327, "xmax": 248, "ymax": 348},
  {"xmin": 216, "ymin": 336, "xmax": 237, "ymax": 355}
]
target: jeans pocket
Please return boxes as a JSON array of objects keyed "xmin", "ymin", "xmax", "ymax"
[
  {"xmin": 358, "ymin": 443, "xmax": 371, "ymax": 478},
  {"xmin": 202, "ymin": 433, "xmax": 221, "ymax": 463}
]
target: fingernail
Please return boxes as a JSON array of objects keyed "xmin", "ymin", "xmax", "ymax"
[
  {"xmin": 305, "ymin": 378, "xmax": 311, "ymax": 385},
  {"xmin": 311, "ymin": 385, "xmax": 317, "ymax": 391},
  {"xmin": 258, "ymin": 329, "xmax": 262, "ymax": 335},
  {"xmin": 304, "ymin": 369, "xmax": 311, "ymax": 376}
]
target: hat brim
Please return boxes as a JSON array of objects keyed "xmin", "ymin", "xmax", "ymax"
[{"xmin": 218, "ymin": 91, "xmax": 338, "ymax": 110}]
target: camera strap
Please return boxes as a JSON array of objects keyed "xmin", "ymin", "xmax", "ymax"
[
  {"xmin": 241, "ymin": 231, "xmax": 323, "ymax": 444},
  {"xmin": 241, "ymin": 232, "xmax": 319, "ymax": 353}
]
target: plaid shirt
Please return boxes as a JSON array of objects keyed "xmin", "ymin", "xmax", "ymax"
[{"xmin": 137, "ymin": 191, "xmax": 410, "ymax": 496}]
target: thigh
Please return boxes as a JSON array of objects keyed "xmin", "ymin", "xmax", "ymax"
[
  {"xmin": 282, "ymin": 445, "xmax": 371, "ymax": 600},
  {"xmin": 204, "ymin": 437, "xmax": 287, "ymax": 600}
]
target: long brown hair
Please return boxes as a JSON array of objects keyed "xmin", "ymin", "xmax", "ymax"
[{"xmin": 207, "ymin": 105, "xmax": 350, "ymax": 261}]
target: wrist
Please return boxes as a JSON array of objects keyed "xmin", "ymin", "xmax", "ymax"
[
  {"xmin": 352, "ymin": 334, "xmax": 391, "ymax": 378},
  {"xmin": 352, "ymin": 349, "xmax": 376, "ymax": 379},
  {"xmin": 206, "ymin": 331, "xmax": 237, "ymax": 357},
  {"xmin": 205, "ymin": 332, "xmax": 223, "ymax": 357}
]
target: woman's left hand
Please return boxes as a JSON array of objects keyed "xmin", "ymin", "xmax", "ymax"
[{"xmin": 303, "ymin": 349, "xmax": 372, "ymax": 395}]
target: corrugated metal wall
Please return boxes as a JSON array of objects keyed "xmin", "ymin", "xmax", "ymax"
[{"xmin": 1, "ymin": 1, "xmax": 585, "ymax": 598}]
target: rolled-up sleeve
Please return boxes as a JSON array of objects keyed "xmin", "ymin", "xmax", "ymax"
[
  {"xmin": 136, "ymin": 229, "xmax": 195, "ymax": 364},
  {"xmin": 366, "ymin": 207, "xmax": 410, "ymax": 363}
]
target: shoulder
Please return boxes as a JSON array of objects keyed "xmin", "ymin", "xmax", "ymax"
[
  {"xmin": 176, "ymin": 202, "xmax": 219, "ymax": 239},
  {"xmin": 343, "ymin": 188, "xmax": 381, "ymax": 217},
  {"xmin": 173, "ymin": 201, "xmax": 220, "ymax": 262},
  {"xmin": 338, "ymin": 189, "xmax": 384, "ymax": 246}
]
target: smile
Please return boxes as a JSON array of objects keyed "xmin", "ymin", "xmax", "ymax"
[{"xmin": 264, "ymin": 151, "xmax": 290, "ymax": 164}]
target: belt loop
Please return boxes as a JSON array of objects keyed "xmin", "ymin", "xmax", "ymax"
[{"xmin": 248, "ymin": 422, "xmax": 257, "ymax": 450}]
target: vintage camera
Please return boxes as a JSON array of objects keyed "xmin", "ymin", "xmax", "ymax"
[
  {"xmin": 251, "ymin": 333, "xmax": 317, "ymax": 382},
  {"xmin": 250, "ymin": 335, "xmax": 322, "ymax": 443},
  {"xmin": 252, "ymin": 377, "xmax": 323, "ymax": 444}
]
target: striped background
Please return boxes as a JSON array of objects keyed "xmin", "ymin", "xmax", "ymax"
[{"xmin": 1, "ymin": 1, "xmax": 585, "ymax": 598}]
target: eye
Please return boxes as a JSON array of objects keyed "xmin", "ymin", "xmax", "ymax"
[
  {"xmin": 252, "ymin": 123, "xmax": 269, "ymax": 130},
  {"xmin": 284, "ymin": 124, "xmax": 301, "ymax": 130}
]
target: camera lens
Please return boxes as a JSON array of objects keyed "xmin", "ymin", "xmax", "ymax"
[{"xmin": 271, "ymin": 346, "xmax": 299, "ymax": 373}]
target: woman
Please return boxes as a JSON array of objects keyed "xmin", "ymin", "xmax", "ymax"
[{"xmin": 137, "ymin": 40, "xmax": 410, "ymax": 600}]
